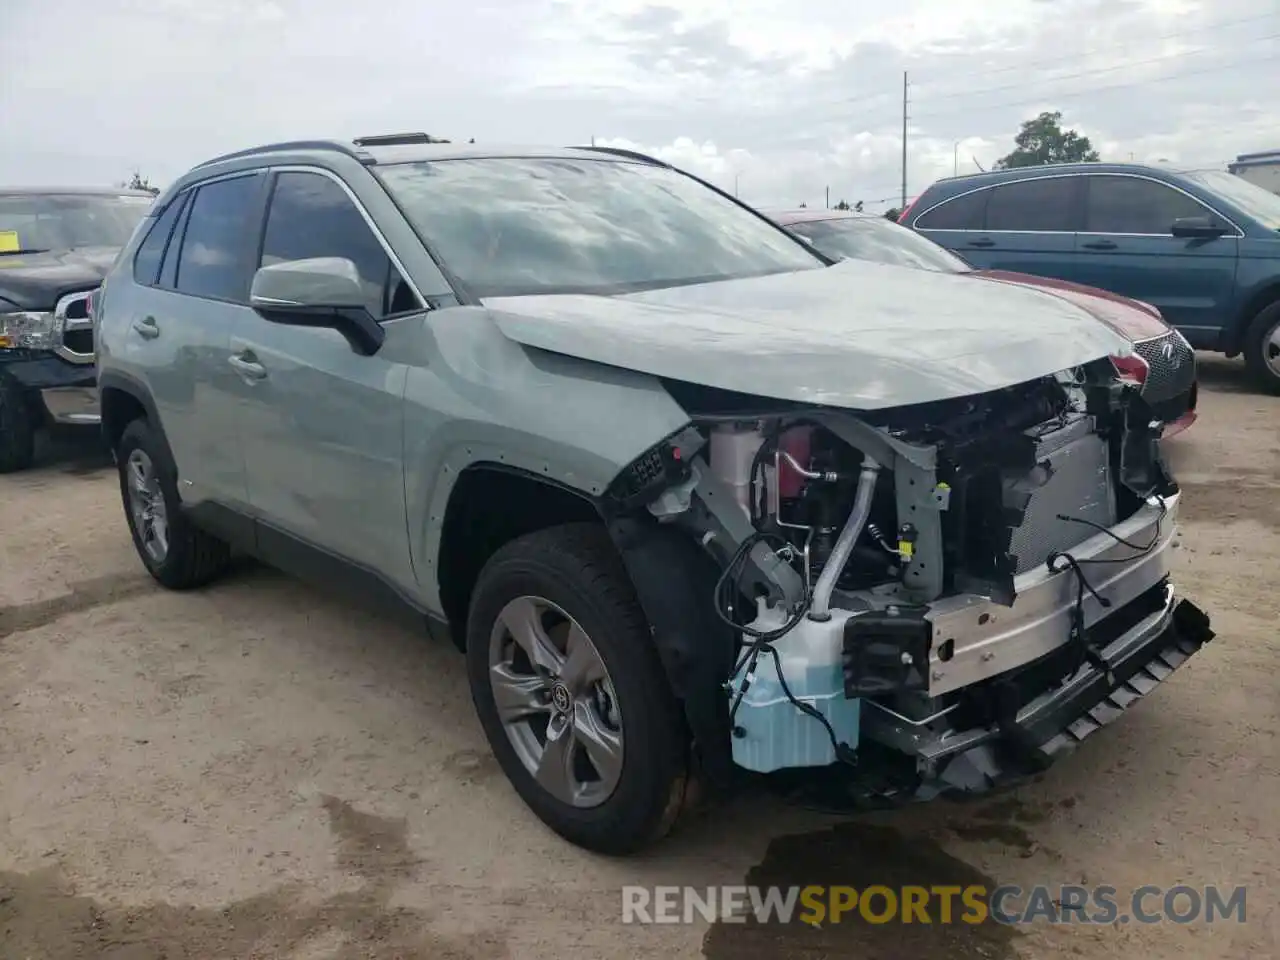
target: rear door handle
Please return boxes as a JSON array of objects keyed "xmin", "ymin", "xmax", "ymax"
[
  {"xmin": 228, "ymin": 352, "xmax": 267, "ymax": 381},
  {"xmin": 1082, "ymin": 239, "xmax": 1118, "ymax": 250},
  {"xmin": 967, "ymin": 237, "xmax": 995, "ymax": 248},
  {"xmin": 132, "ymin": 316, "xmax": 160, "ymax": 339}
]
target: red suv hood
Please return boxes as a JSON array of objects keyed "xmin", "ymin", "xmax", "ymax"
[{"xmin": 968, "ymin": 269, "xmax": 1171, "ymax": 342}]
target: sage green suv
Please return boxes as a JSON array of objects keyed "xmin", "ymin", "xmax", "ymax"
[{"xmin": 93, "ymin": 134, "xmax": 1214, "ymax": 854}]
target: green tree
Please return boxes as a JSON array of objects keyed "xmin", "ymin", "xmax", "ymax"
[
  {"xmin": 884, "ymin": 207, "xmax": 902, "ymax": 221},
  {"xmin": 834, "ymin": 199, "xmax": 850, "ymax": 211},
  {"xmin": 996, "ymin": 111, "xmax": 1099, "ymax": 169}
]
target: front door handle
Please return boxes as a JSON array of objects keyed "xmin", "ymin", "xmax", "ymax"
[
  {"xmin": 1082, "ymin": 239, "xmax": 1118, "ymax": 250},
  {"xmin": 132, "ymin": 316, "xmax": 160, "ymax": 339},
  {"xmin": 967, "ymin": 237, "xmax": 995, "ymax": 248},
  {"xmin": 228, "ymin": 352, "xmax": 267, "ymax": 381}
]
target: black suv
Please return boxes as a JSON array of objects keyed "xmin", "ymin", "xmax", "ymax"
[{"xmin": 0, "ymin": 187, "xmax": 154, "ymax": 471}]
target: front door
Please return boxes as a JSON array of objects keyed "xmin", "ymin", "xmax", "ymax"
[
  {"xmin": 1069, "ymin": 174, "xmax": 1239, "ymax": 346},
  {"xmin": 227, "ymin": 168, "xmax": 422, "ymax": 587}
]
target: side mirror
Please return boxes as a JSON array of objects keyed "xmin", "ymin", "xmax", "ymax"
[
  {"xmin": 249, "ymin": 257, "xmax": 385, "ymax": 355},
  {"xmin": 1170, "ymin": 216, "xmax": 1228, "ymax": 239}
]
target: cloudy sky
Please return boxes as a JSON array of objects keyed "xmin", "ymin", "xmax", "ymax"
[{"xmin": 1, "ymin": 0, "xmax": 1276, "ymax": 211}]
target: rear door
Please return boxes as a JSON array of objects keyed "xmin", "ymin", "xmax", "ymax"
[
  {"xmin": 124, "ymin": 172, "xmax": 266, "ymax": 509},
  {"xmin": 911, "ymin": 187, "xmax": 988, "ymax": 259},
  {"xmin": 1070, "ymin": 174, "xmax": 1239, "ymax": 344},
  {"xmin": 914, "ymin": 176, "xmax": 1082, "ymax": 275},
  {"xmin": 964, "ymin": 175, "xmax": 1081, "ymax": 274}
]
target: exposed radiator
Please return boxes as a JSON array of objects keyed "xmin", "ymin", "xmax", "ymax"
[{"xmin": 1006, "ymin": 413, "xmax": 1116, "ymax": 575}]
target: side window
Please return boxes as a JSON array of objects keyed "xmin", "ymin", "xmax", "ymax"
[
  {"xmin": 915, "ymin": 189, "xmax": 988, "ymax": 230},
  {"xmin": 132, "ymin": 192, "xmax": 187, "ymax": 286},
  {"xmin": 158, "ymin": 194, "xmax": 192, "ymax": 290},
  {"xmin": 985, "ymin": 177, "xmax": 1078, "ymax": 232},
  {"xmin": 173, "ymin": 175, "xmax": 262, "ymax": 301},
  {"xmin": 259, "ymin": 171, "xmax": 420, "ymax": 319},
  {"xmin": 1084, "ymin": 176, "xmax": 1211, "ymax": 235}
]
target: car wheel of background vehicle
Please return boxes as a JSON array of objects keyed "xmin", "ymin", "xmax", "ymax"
[
  {"xmin": 466, "ymin": 523, "xmax": 688, "ymax": 855},
  {"xmin": 117, "ymin": 417, "xmax": 231, "ymax": 589},
  {"xmin": 1242, "ymin": 301, "xmax": 1280, "ymax": 395},
  {"xmin": 0, "ymin": 374, "xmax": 36, "ymax": 474}
]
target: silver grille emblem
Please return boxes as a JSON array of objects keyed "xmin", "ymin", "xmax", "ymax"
[{"xmin": 1160, "ymin": 339, "xmax": 1180, "ymax": 367}]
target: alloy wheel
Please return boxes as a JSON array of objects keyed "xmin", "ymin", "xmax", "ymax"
[
  {"xmin": 487, "ymin": 595, "xmax": 624, "ymax": 808},
  {"xmin": 126, "ymin": 448, "xmax": 169, "ymax": 563}
]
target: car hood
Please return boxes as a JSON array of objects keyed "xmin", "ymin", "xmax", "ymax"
[
  {"xmin": 967, "ymin": 269, "xmax": 1171, "ymax": 341},
  {"xmin": 0, "ymin": 246, "xmax": 119, "ymax": 310},
  {"xmin": 483, "ymin": 259, "xmax": 1133, "ymax": 410}
]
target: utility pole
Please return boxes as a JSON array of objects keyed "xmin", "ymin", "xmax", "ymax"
[
  {"xmin": 591, "ymin": 135, "xmax": 596, "ymax": 146},
  {"xmin": 825, "ymin": 186, "xmax": 830, "ymax": 209},
  {"xmin": 901, "ymin": 71, "xmax": 909, "ymax": 211}
]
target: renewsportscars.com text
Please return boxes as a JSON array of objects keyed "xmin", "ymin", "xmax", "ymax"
[{"xmin": 621, "ymin": 884, "xmax": 1247, "ymax": 926}]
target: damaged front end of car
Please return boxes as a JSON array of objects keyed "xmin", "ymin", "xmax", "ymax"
[{"xmin": 600, "ymin": 358, "xmax": 1215, "ymax": 808}]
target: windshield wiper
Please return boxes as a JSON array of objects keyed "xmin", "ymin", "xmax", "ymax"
[{"xmin": 0, "ymin": 248, "xmax": 49, "ymax": 256}]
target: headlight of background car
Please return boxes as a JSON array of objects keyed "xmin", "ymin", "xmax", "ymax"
[{"xmin": 0, "ymin": 309, "xmax": 61, "ymax": 350}]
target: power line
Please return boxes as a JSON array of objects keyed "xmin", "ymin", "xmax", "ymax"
[
  {"xmin": 775, "ymin": 50, "xmax": 1279, "ymax": 145},
  {"xmin": 910, "ymin": 52, "xmax": 1280, "ymax": 123},
  {"xmin": 762, "ymin": 45, "xmax": 1276, "ymax": 152},
  {"xmin": 918, "ymin": 31, "xmax": 1280, "ymax": 107},
  {"xmin": 912, "ymin": 11, "xmax": 1278, "ymax": 84},
  {"xmin": 793, "ymin": 11, "xmax": 1278, "ymax": 115}
]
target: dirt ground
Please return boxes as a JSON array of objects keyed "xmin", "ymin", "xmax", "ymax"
[{"xmin": 1, "ymin": 354, "xmax": 1276, "ymax": 960}]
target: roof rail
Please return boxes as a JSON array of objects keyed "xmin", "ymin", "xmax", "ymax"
[
  {"xmin": 193, "ymin": 139, "xmax": 370, "ymax": 169},
  {"xmin": 571, "ymin": 145, "xmax": 667, "ymax": 167},
  {"xmin": 353, "ymin": 132, "xmax": 451, "ymax": 147}
]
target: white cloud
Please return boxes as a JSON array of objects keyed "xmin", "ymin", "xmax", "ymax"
[{"xmin": 0, "ymin": 0, "xmax": 1276, "ymax": 211}]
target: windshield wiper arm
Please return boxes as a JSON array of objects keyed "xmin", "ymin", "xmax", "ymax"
[{"xmin": 0, "ymin": 248, "xmax": 49, "ymax": 256}]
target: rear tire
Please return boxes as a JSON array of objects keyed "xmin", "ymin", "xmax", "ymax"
[
  {"xmin": 1242, "ymin": 301, "xmax": 1280, "ymax": 395},
  {"xmin": 0, "ymin": 374, "xmax": 36, "ymax": 474},
  {"xmin": 117, "ymin": 417, "xmax": 231, "ymax": 589},
  {"xmin": 466, "ymin": 523, "xmax": 688, "ymax": 854}
]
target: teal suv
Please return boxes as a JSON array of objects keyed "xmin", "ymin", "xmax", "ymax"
[{"xmin": 902, "ymin": 163, "xmax": 1280, "ymax": 392}]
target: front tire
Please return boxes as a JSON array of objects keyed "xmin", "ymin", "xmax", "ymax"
[
  {"xmin": 1243, "ymin": 301, "xmax": 1280, "ymax": 395},
  {"xmin": 0, "ymin": 374, "xmax": 36, "ymax": 474},
  {"xmin": 117, "ymin": 417, "xmax": 231, "ymax": 589},
  {"xmin": 466, "ymin": 523, "xmax": 688, "ymax": 854}
]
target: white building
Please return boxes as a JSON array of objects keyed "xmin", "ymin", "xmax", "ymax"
[{"xmin": 1228, "ymin": 150, "xmax": 1280, "ymax": 195}]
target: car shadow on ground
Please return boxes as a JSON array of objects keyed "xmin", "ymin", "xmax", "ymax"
[{"xmin": 30, "ymin": 424, "xmax": 113, "ymax": 476}]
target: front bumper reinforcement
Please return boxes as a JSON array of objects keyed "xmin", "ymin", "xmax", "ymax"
[
  {"xmin": 919, "ymin": 590, "xmax": 1215, "ymax": 795},
  {"xmin": 770, "ymin": 588, "xmax": 1215, "ymax": 810}
]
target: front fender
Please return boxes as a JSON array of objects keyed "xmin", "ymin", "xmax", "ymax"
[{"xmin": 401, "ymin": 306, "xmax": 692, "ymax": 612}]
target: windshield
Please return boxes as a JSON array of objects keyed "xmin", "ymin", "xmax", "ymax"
[
  {"xmin": 0, "ymin": 193, "xmax": 154, "ymax": 253},
  {"xmin": 1181, "ymin": 170, "xmax": 1280, "ymax": 231},
  {"xmin": 375, "ymin": 157, "xmax": 824, "ymax": 298},
  {"xmin": 785, "ymin": 217, "xmax": 972, "ymax": 273}
]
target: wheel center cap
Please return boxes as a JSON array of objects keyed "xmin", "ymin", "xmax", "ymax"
[{"xmin": 550, "ymin": 681, "xmax": 572, "ymax": 714}]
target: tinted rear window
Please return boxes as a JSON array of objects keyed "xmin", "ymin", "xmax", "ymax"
[
  {"xmin": 985, "ymin": 177, "xmax": 1078, "ymax": 232},
  {"xmin": 914, "ymin": 189, "xmax": 988, "ymax": 230},
  {"xmin": 173, "ymin": 175, "xmax": 261, "ymax": 301},
  {"xmin": 132, "ymin": 193, "xmax": 187, "ymax": 286}
]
